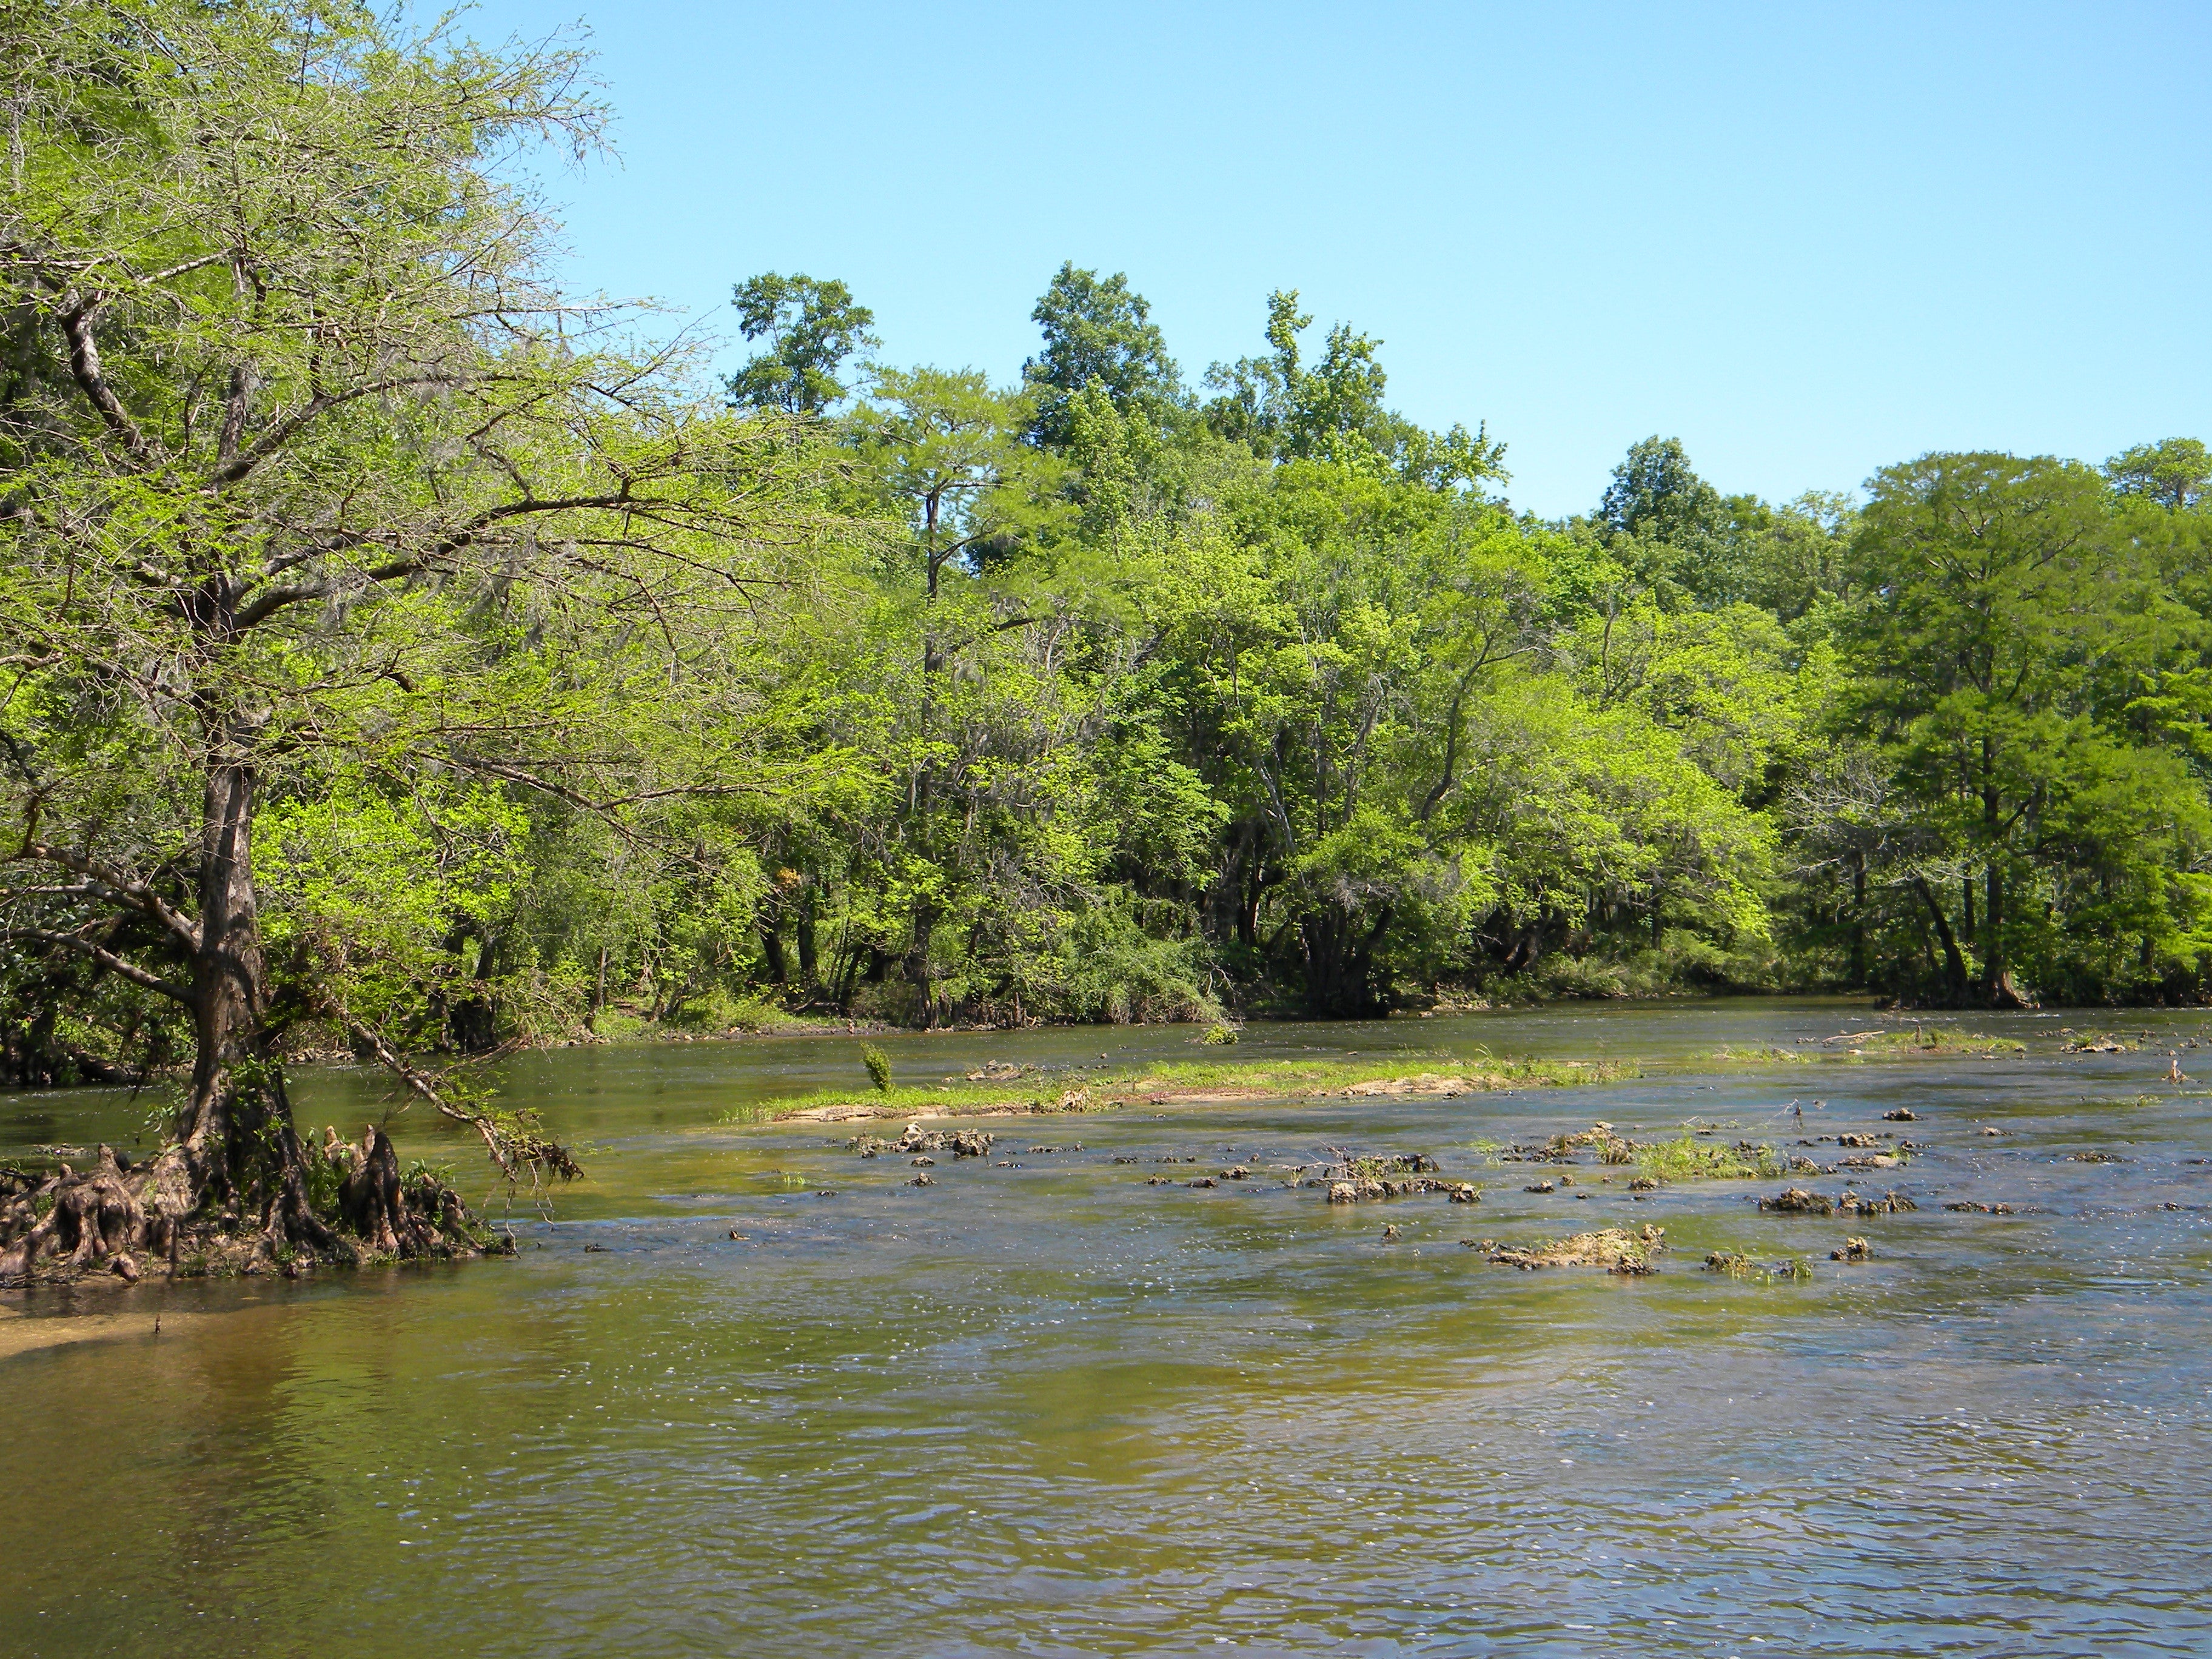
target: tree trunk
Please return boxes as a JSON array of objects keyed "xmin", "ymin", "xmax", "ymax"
[
  {"xmin": 759, "ymin": 917, "xmax": 789, "ymax": 984},
  {"xmin": 796, "ymin": 880, "xmax": 819, "ymax": 987},
  {"xmin": 183, "ymin": 751, "xmax": 268, "ymax": 1175},
  {"xmin": 1911, "ymin": 877, "xmax": 1971, "ymax": 1005},
  {"xmin": 904, "ymin": 908, "xmax": 937, "ymax": 1028},
  {"xmin": 0, "ymin": 745, "xmax": 494, "ymax": 1284},
  {"xmin": 1298, "ymin": 902, "xmax": 1390, "ymax": 1017},
  {"xmin": 1848, "ymin": 854, "xmax": 1868, "ymax": 986}
]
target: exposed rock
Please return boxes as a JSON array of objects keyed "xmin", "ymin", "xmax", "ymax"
[
  {"xmin": 1838, "ymin": 1188, "xmax": 1916, "ymax": 1215},
  {"xmin": 890, "ymin": 1125, "xmax": 994, "ymax": 1158},
  {"xmin": 1840, "ymin": 1153, "xmax": 1902, "ymax": 1170},
  {"xmin": 1448, "ymin": 1183, "xmax": 1482, "ymax": 1204},
  {"xmin": 1944, "ymin": 1200, "xmax": 2014, "ymax": 1214},
  {"xmin": 1187, "ymin": 1176, "xmax": 1218, "ymax": 1189},
  {"xmin": 1524, "ymin": 1180, "xmax": 1557, "ymax": 1194},
  {"xmin": 1628, "ymin": 1177, "xmax": 1658, "ymax": 1192},
  {"xmin": 910, "ymin": 1155, "xmax": 936, "ymax": 1166},
  {"xmin": 1837, "ymin": 1133, "xmax": 1884, "ymax": 1148},
  {"xmin": 905, "ymin": 1173, "xmax": 935, "ymax": 1187},
  {"xmin": 1759, "ymin": 1186, "xmax": 1833, "ymax": 1215},
  {"xmin": 1831, "ymin": 1236, "xmax": 1872, "ymax": 1261},
  {"xmin": 1381, "ymin": 1224, "xmax": 1401, "ymax": 1242},
  {"xmin": 1704, "ymin": 1250, "xmax": 1812, "ymax": 1281},
  {"xmin": 1487, "ymin": 1224, "xmax": 1666, "ymax": 1274},
  {"xmin": 1882, "ymin": 1108, "xmax": 1919, "ymax": 1122},
  {"xmin": 2067, "ymin": 1150, "xmax": 2123, "ymax": 1164},
  {"xmin": 1219, "ymin": 1165, "xmax": 1252, "ymax": 1181},
  {"xmin": 1342, "ymin": 1074, "xmax": 1477, "ymax": 1098}
]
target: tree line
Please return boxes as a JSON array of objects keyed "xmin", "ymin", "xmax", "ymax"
[{"xmin": 6, "ymin": 0, "xmax": 2211, "ymax": 1151}]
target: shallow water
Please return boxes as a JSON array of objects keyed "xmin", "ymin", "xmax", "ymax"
[{"xmin": 5, "ymin": 997, "xmax": 2211, "ymax": 1657}]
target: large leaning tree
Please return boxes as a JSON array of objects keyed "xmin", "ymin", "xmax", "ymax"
[{"xmin": 0, "ymin": 0, "xmax": 828, "ymax": 1279}]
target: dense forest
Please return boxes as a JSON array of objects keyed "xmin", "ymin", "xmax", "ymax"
[{"xmin": 5, "ymin": 0, "xmax": 2212, "ymax": 1124}]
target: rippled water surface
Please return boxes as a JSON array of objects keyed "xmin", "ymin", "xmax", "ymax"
[{"xmin": 5, "ymin": 998, "xmax": 2212, "ymax": 1657}]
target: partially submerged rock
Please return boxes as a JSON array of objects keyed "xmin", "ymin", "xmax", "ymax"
[
  {"xmin": 1831, "ymin": 1236, "xmax": 1872, "ymax": 1261},
  {"xmin": 1486, "ymin": 1224, "xmax": 1666, "ymax": 1274},
  {"xmin": 1838, "ymin": 1188, "xmax": 1916, "ymax": 1215},
  {"xmin": 1759, "ymin": 1186, "xmax": 1833, "ymax": 1215},
  {"xmin": 1342, "ymin": 1074, "xmax": 1477, "ymax": 1098},
  {"xmin": 1704, "ymin": 1249, "xmax": 1813, "ymax": 1282},
  {"xmin": 1944, "ymin": 1199, "xmax": 2014, "ymax": 1214},
  {"xmin": 857, "ymin": 1124, "xmax": 995, "ymax": 1158}
]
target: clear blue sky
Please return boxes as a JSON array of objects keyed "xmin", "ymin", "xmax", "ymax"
[{"xmin": 452, "ymin": 1, "xmax": 2208, "ymax": 520}]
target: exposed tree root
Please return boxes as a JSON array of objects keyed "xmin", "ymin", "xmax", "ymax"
[{"xmin": 0, "ymin": 1126, "xmax": 508, "ymax": 1287}]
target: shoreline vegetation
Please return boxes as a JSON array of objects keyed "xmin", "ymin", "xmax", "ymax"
[
  {"xmin": 3, "ymin": 1016, "xmax": 2173, "ymax": 1288},
  {"xmin": 726, "ymin": 1013, "xmax": 2081, "ymax": 1126},
  {"xmin": 3, "ymin": 3, "xmax": 2205, "ymax": 1289}
]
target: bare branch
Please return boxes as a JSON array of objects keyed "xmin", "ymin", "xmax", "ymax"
[
  {"xmin": 7, "ymin": 928, "xmax": 192, "ymax": 1004},
  {"xmin": 57, "ymin": 300, "xmax": 150, "ymax": 462},
  {"xmin": 12, "ymin": 841, "xmax": 202, "ymax": 949}
]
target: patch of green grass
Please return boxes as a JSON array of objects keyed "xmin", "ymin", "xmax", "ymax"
[
  {"xmin": 589, "ymin": 1008, "xmax": 652, "ymax": 1041},
  {"xmin": 725, "ymin": 1078, "xmax": 1094, "ymax": 1124},
  {"xmin": 1704, "ymin": 1250, "xmax": 1814, "ymax": 1284},
  {"xmin": 1842, "ymin": 1026, "xmax": 2025, "ymax": 1057},
  {"xmin": 722, "ymin": 1049, "xmax": 1640, "ymax": 1124},
  {"xmin": 1634, "ymin": 1132, "xmax": 1792, "ymax": 1183},
  {"xmin": 1125, "ymin": 1051, "xmax": 1639, "ymax": 1096},
  {"xmin": 1708, "ymin": 1045, "xmax": 1816, "ymax": 1065}
]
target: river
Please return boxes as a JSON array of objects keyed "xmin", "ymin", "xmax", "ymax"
[{"xmin": 4, "ymin": 997, "xmax": 2210, "ymax": 1657}]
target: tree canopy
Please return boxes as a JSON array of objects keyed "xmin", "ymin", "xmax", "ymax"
[{"xmin": 6, "ymin": 2, "xmax": 2211, "ymax": 1240}]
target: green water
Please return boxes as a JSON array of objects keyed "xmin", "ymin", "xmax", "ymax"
[{"xmin": 5, "ymin": 998, "xmax": 2211, "ymax": 1657}]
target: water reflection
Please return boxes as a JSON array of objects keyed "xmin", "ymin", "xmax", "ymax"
[{"xmin": 5, "ymin": 999, "xmax": 2211, "ymax": 1656}]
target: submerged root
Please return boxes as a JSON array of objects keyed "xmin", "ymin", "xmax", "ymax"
[{"xmin": 0, "ymin": 1126, "xmax": 504, "ymax": 1288}]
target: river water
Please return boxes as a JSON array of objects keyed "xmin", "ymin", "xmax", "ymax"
[{"xmin": 4, "ymin": 998, "xmax": 2210, "ymax": 1657}]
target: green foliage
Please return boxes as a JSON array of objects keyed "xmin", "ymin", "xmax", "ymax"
[
  {"xmin": 726, "ymin": 272, "xmax": 880, "ymax": 415},
  {"xmin": 1634, "ymin": 1134, "xmax": 1791, "ymax": 1182},
  {"xmin": 1024, "ymin": 264, "xmax": 1181, "ymax": 448},
  {"xmin": 862, "ymin": 1045, "xmax": 893, "ymax": 1093},
  {"xmin": 4, "ymin": 0, "xmax": 2210, "ymax": 1114}
]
